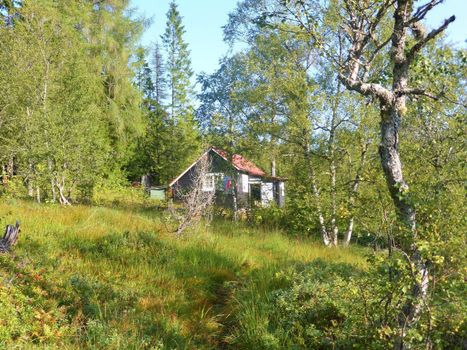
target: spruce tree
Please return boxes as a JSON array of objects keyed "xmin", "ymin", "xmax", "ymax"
[
  {"xmin": 134, "ymin": 47, "xmax": 155, "ymax": 102},
  {"xmin": 160, "ymin": 0, "xmax": 200, "ymax": 181},
  {"xmin": 161, "ymin": 0, "xmax": 193, "ymax": 120},
  {"xmin": 150, "ymin": 41, "xmax": 167, "ymax": 107}
]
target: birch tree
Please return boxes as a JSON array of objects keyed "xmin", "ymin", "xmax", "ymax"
[
  {"xmin": 249, "ymin": 0, "xmax": 456, "ymax": 347},
  {"xmin": 222, "ymin": 19, "xmax": 375, "ymax": 246}
]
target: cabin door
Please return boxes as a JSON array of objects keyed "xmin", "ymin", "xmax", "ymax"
[{"xmin": 249, "ymin": 183, "xmax": 261, "ymax": 206}]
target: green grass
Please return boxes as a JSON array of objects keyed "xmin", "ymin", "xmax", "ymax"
[{"xmin": 0, "ymin": 199, "xmax": 366, "ymax": 349}]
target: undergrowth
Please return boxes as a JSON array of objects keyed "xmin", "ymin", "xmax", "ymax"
[{"xmin": 0, "ymin": 199, "xmax": 365, "ymax": 349}]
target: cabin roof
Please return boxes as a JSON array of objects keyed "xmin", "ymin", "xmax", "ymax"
[{"xmin": 211, "ymin": 147, "xmax": 266, "ymax": 177}]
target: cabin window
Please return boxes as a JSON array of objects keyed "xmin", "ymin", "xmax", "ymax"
[
  {"xmin": 241, "ymin": 174, "xmax": 249, "ymax": 193},
  {"xmin": 202, "ymin": 174, "xmax": 215, "ymax": 191}
]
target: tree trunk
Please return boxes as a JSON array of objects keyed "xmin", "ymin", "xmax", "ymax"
[
  {"xmin": 313, "ymin": 181, "xmax": 331, "ymax": 246},
  {"xmin": 344, "ymin": 141, "xmax": 369, "ymax": 246},
  {"xmin": 51, "ymin": 178, "xmax": 57, "ymax": 202},
  {"xmin": 36, "ymin": 186, "xmax": 41, "ymax": 203},
  {"xmin": 328, "ymin": 83, "xmax": 342, "ymax": 246},
  {"xmin": 380, "ymin": 106, "xmax": 428, "ymax": 349},
  {"xmin": 304, "ymin": 149, "xmax": 331, "ymax": 245},
  {"xmin": 56, "ymin": 175, "xmax": 70, "ymax": 205},
  {"xmin": 49, "ymin": 158, "xmax": 57, "ymax": 203},
  {"xmin": 232, "ymin": 184, "xmax": 238, "ymax": 222},
  {"xmin": 379, "ymin": 108, "xmax": 415, "ymax": 230},
  {"xmin": 310, "ymin": 162, "xmax": 331, "ymax": 246},
  {"xmin": 0, "ymin": 221, "xmax": 21, "ymax": 253},
  {"xmin": 28, "ymin": 181, "xmax": 34, "ymax": 197},
  {"xmin": 329, "ymin": 156, "xmax": 338, "ymax": 246},
  {"xmin": 27, "ymin": 161, "xmax": 34, "ymax": 197},
  {"xmin": 6, "ymin": 158, "xmax": 14, "ymax": 178}
]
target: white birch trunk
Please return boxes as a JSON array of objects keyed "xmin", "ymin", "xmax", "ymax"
[
  {"xmin": 309, "ymin": 163, "xmax": 331, "ymax": 246},
  {"xmin": 344, "ymin": 141, "xmax": 369, "ymax": 246}
]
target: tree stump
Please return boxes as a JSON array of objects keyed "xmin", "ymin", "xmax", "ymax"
[{"xmin": 0, "ymin": 221, "xmax": 20, "ymax": 253}]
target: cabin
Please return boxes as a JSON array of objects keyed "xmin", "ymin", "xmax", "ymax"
[{"xmin": 168, "ymin": 147, "xmax": 285, "ymax": 208}]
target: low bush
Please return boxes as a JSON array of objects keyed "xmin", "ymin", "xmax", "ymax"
[
  {"xmin": 0, "ymin": 176, "xmax": 29, "ymax": 199},
  {"xmin": 0, "ymin": 255, "xmax": 73, "ymax": 348},
  {"xmin": 229, "ymin": 253, "xmax": 466, "ymax": 350},
  {"xmin": 227, "ymin": 259, "xmax": 370, "ymax": 350},
  {"xmin": 249, "ymin": 205, "xmax": 285, "ymax": 230},
  {"xmin": 267, "ymin": 260, "xmax": 369, "ymax": 349},
  {"xmin": 92, "ymin": 178, "xmax": 151, "ymax": 208}
]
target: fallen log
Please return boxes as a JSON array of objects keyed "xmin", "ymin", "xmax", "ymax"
[{"xmin": 0, "ymin": 221, "xmax": 20, "ymax": 253}]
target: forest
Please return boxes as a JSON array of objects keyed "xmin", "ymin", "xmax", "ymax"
[{"xmin": 0, "ymin": 0, "xmax": 465, "ymax": 349}]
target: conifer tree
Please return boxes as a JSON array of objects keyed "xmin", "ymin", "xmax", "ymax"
[
  {"xmin": 160, "ymin": 0, "xmax": 200, "ymax": 181},
  {"xmin": 134, "ymin": 47, "xmax": 154, "ymax": 102},
  {"xmin": 150, "ymin": 41, "xmax": 167, "ymax": 107},
  {"xmin": 161, "ymin": 0, "xmax": 193, "ymax": 120}
]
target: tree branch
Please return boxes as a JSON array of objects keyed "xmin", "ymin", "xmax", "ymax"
[
  {"xmin": 339, "ymin": 75, "xmax": 393, "ymax": 104},
  {"xmin": 409, "ymin": 0, "xmax": 443, "ymax": 24},
  {"xmin": 407, "ymin": 15, "xmax": 455, "ymax": 64},
  {"xmin": 398, "ymin": 88, "xmax": 440, "ymax": 100}
]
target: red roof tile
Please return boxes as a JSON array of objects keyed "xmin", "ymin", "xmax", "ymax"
[{"xmin": 211, "ymin": 147, "xmax": 266, "ymax": 177}]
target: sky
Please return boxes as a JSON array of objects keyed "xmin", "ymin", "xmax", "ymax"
[
  {"xmin": 130, "ymin": 0, "xmax": 238, "ymax": 76},
  {"xmin": 130, "ymin": 0, "xmax": 467, "ymax": 77}
]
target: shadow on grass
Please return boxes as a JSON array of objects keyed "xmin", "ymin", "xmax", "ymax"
[
  {"xmin": 59, "ymin": 230, "xmax": 245, "ymax": 349},
  {"xmin": 94, "ymin": 201, "xmax": 167, "ymax": 221}
]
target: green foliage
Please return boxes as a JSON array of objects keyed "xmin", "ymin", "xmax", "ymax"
[
  {"xmin": 127, "ymin": 1, "xmax": 201, "ymax": 185},
  {"xmin": 268, "ymin": 260, "xmax": 362, "ymax": 349},
  {"xmin": 0, "ymin": 176, "xmax": 29, "ymax": 199},
  {"xmin": 283, "ymin": 186, "xmax": 318, "ymax": 236},
  {"xmin": 229, "ymin": 254, "xmax": 466, "ymax": 350},
  {"xmin": 0, "ymin": 0, "xmax": 145, "ymax": 203},
  {"xmin": 162, "ymin": 0, "xmax": 194, "ymax": 118},
  {"xmin": 92, "ymin": 176, "xmax": 152, "ymax": 208},
  {"xmin": 157, "ymin": 0, "xmax": 201, "ymax": 182},
  {"xmin": 0, "ymin": 254, "xmax": 73, "ymax": 347},
  {"xmin": 249, "ymin": 205, "xmax": 285, "ymax": 230},
  {"xmin": 0, "ymin": 0, "xmax": 465, "ymax": 349}
]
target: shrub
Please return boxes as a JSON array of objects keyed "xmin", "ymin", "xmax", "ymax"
[
  {"xmin": 92, "ymin": 177, "xmax": 151, "ymax": 208},
  {"xmin": 282, "ymin": 190, "xmax": 319, "ymax": 237},
  {"xmin": 249, "ymin": 205, "xmax": 285, "ymax": 230},
  {"xmin": 268, "ymin": 259, "xmax": 368, "ymax": 349},
  {"xmin": 0, "ymin": 255, "xmax": 73, "ymax": 347},
  {"xmin": 0, "ymin": 176, "xmax": 29, "ymax": 199}
]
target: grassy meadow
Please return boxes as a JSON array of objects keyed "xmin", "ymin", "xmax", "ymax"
[{"xmin": 0, "ymin": 199, "xmax": 365, "ymax": 349}]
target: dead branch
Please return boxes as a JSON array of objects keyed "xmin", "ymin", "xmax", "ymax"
[{"xmin": 170, "ymin": 155, "xmax": 215, "ymax": 236}]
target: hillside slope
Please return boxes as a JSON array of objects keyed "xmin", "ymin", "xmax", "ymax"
[{"xmin": 0, "ymin": 200, "xmax": 365, "ymax": 349}]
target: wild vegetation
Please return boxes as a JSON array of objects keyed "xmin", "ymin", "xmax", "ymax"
[
  {"xmin": 0, "ymin": 199, "xmax": 366, "ymax": 349},
  {"xmin": 0, "ymin": 0, "xmax": 465, "ymax": 349}
]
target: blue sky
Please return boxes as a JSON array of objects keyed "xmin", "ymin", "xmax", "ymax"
[
  {"xmin": 131, "ymin": 0, "xmax": 466, "ymax": 76},
  {"xmin": 130, "ymin": 0, "xmax": 238, "ymax": 75}
]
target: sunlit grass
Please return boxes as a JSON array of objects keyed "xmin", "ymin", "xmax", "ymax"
[{"xmin": 0, "ymin": 199, "xmax": 366, "ymax": 349}]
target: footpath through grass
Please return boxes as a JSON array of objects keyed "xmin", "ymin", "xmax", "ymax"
[{"xmin": 0, "ymin": 199, "xmax": 365, "ymax": 349}]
